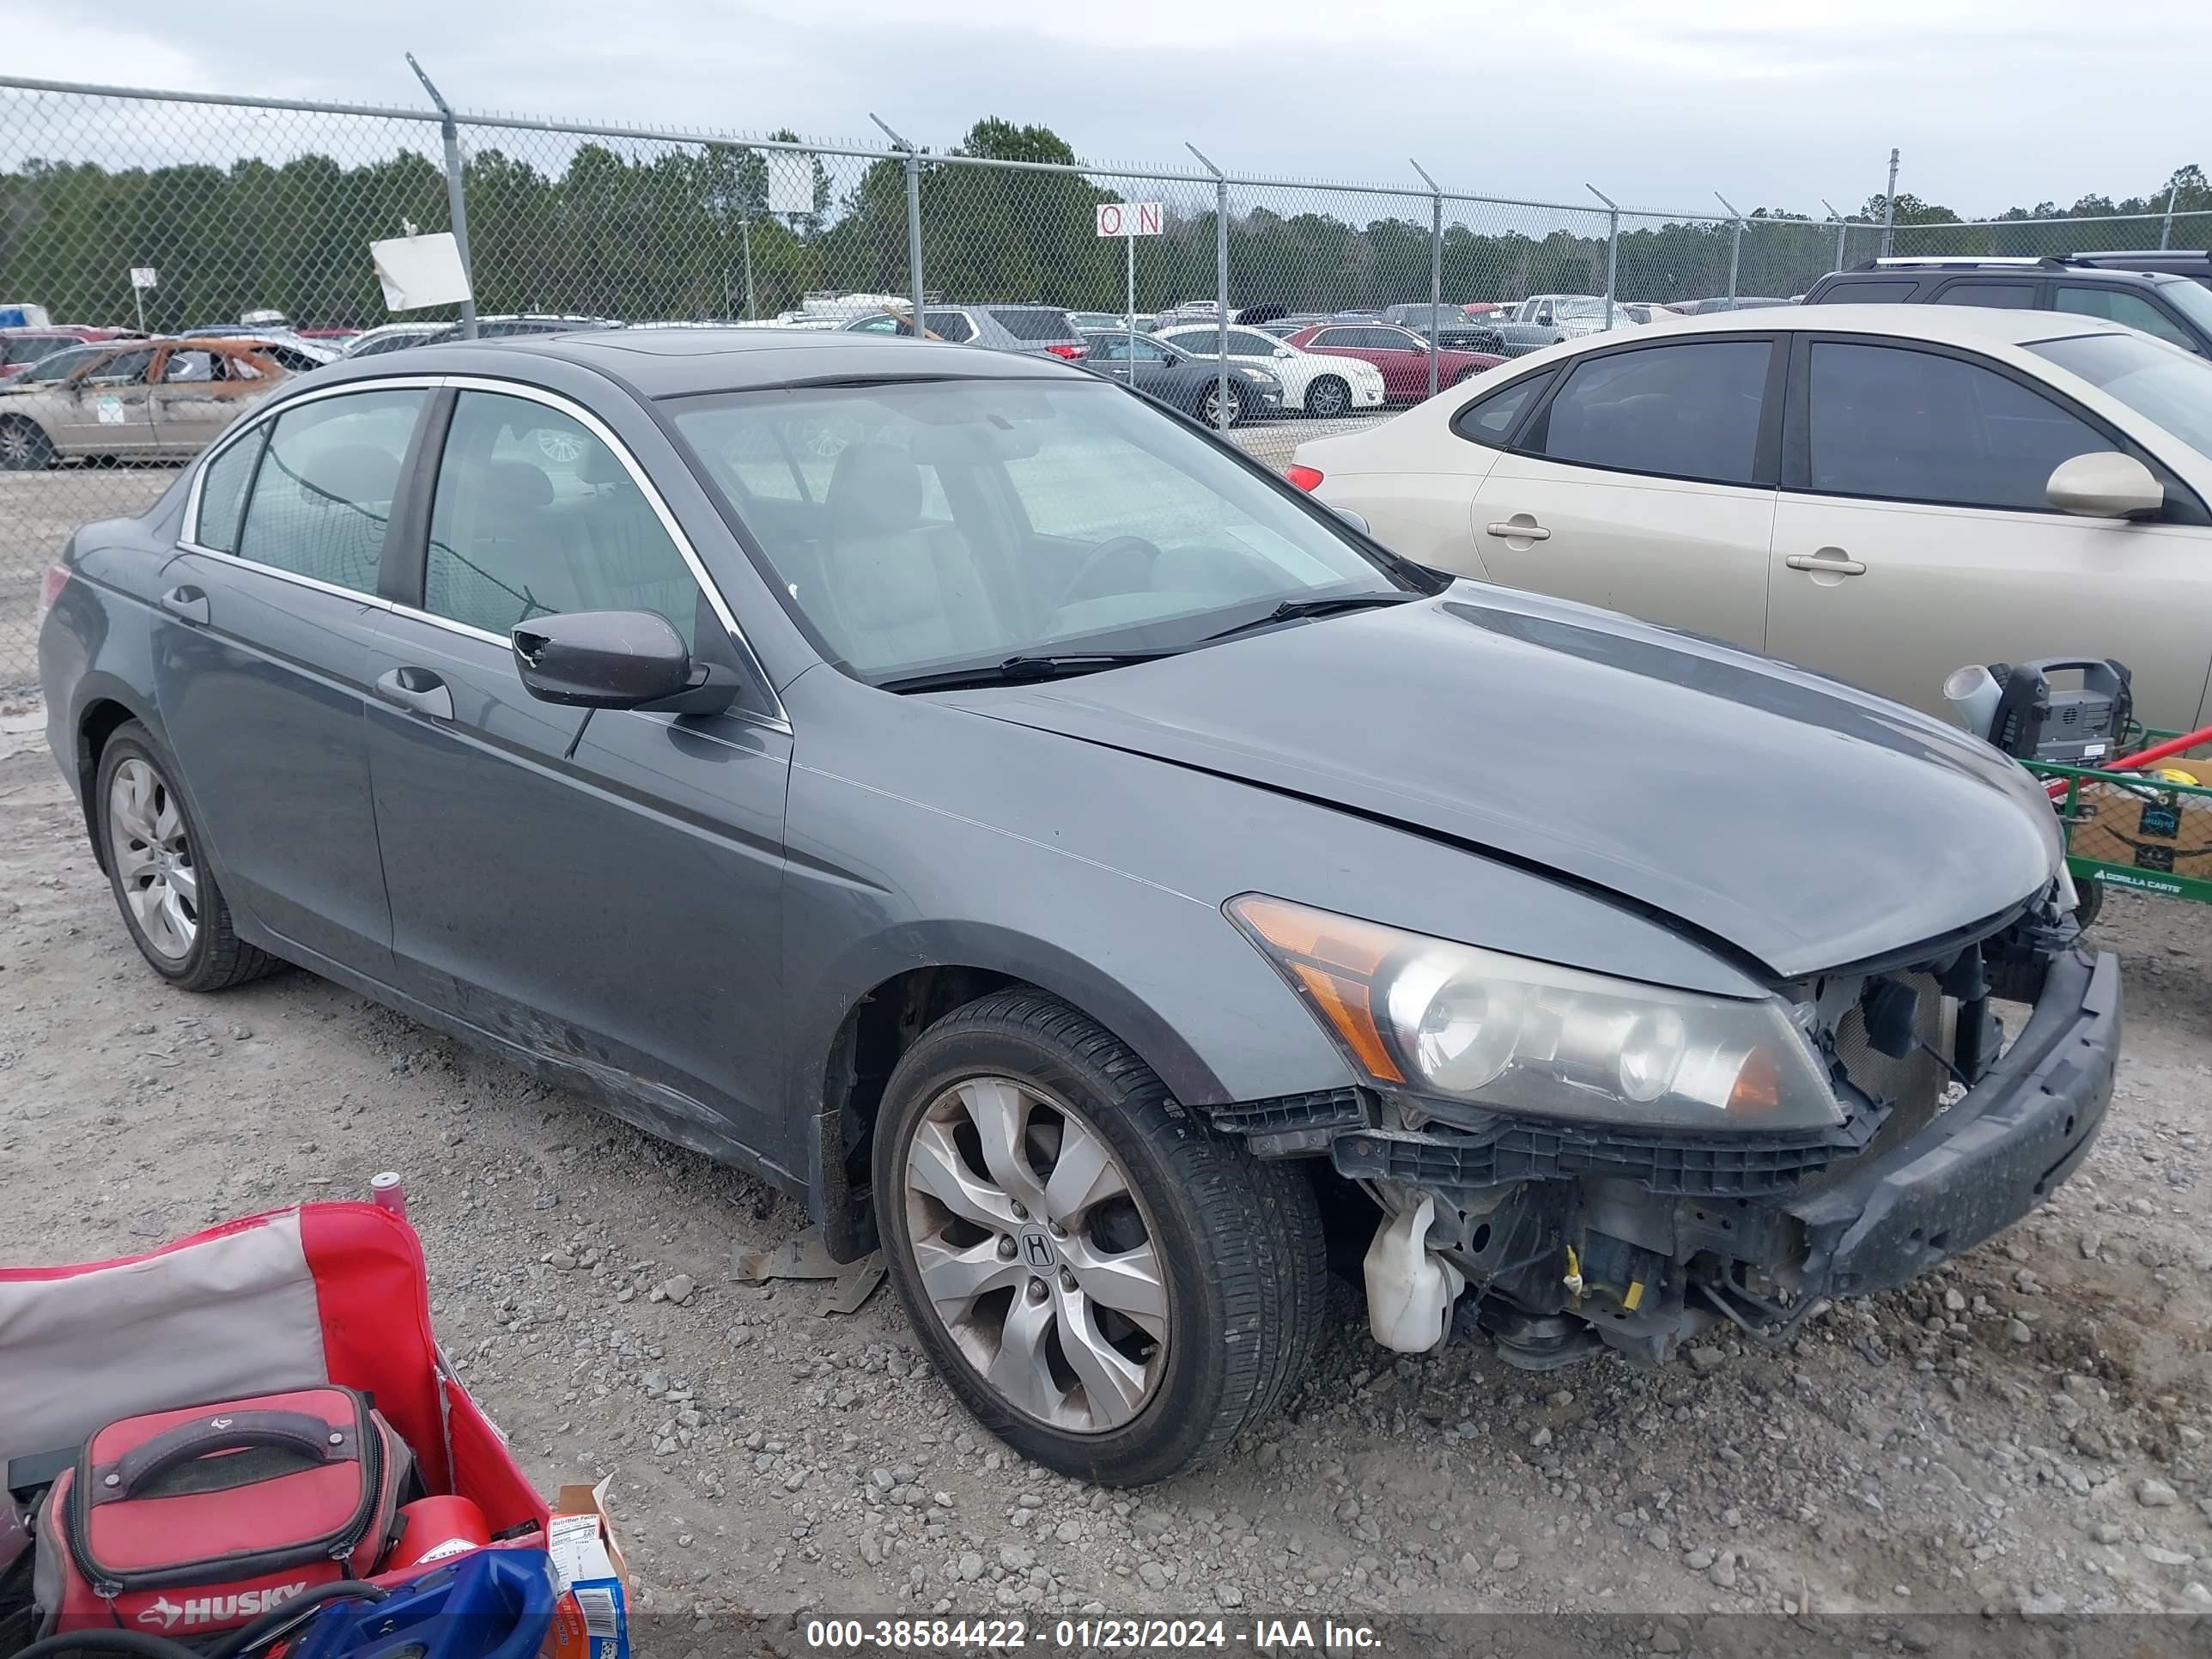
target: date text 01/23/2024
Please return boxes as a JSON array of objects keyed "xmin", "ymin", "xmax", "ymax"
[{"xmin": 802, "ymin": 1617, "xmax": 1384, "ymax": 1650}]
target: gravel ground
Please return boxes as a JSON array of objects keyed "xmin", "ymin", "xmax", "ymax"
[{"xmin": 3, "ymin": 703, "xmax": 2210, "ymax": 1644}]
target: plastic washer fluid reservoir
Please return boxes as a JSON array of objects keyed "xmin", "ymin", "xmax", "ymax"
[{"xmin": 1364, "ymin": 1194, "xmax": 1466, "ymax": 1352}]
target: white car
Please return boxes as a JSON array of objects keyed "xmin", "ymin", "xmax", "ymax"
[
  {"xmin": 1154, "ymin": 323, "xmax": 1385, "ymax": 416},
  {"xmin": 1290, "ymin": 304, "xmax": 2212, "ymax": 729}
]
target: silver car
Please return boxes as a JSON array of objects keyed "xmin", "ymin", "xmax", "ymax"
[{"xmin": 842, "ymin": 303, "xmax": 1086, "ymax": 360}]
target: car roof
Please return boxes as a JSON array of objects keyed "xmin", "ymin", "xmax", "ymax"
[
  {"xmin": 321, "ymin": 325, "xmax": 1091, "ymax": 398},
  {"xmin": 1617, "ymin": 302, "xmax": 2128, "ymax": 344}
]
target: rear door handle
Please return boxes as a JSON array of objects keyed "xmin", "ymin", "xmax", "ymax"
[
  {"xmin": 374, "ymin": 665, "xmax": 454, "ymax": 721},
  {"xmin": 1784, "ymin": 552, "xmax": 1868, "ymax": 576},
  {"xmin": 159, "ymin": 585, "xmax": 209, "ymax": 625},
  {"xmin": 1484, "ymin": 519, "xmax": 1551, "ymax": 541}
]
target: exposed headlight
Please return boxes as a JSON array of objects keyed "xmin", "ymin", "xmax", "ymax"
[
  {"xmin": 1228, "ymin": 896, "xmax": 1839, "ymax": 1133},
  {"xmin": 1236, "ymin": 368, "xmax": 1280, "ymax": 386}
]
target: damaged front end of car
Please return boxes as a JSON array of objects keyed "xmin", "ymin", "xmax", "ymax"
[{"xmin": 1219, "ymin": 881, "xmax": 2120, "ymax": 1370}]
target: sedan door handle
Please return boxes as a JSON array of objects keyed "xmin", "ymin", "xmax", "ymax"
[
  {"xmin": 1484, "ymin": 520, "xmax": 1551, "ymax": 541},
  {"xmin": 1784, "ymin": 552, "xmax": 1868, "ymax": 576},
  {"xmin": 159, "ymin": 585, "xmax": 210, "ymax": 625},
  {"xmin": 374, "ymin": 665, "xmax": 454, "ymax": 721}
]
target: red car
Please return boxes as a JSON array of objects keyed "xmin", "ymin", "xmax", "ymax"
[
  {"xmin": 1283, "ymin": 322, "xmax": 1502, "ymax": 402},
  {"xmin": 0, "ymin": 325, "xmax": 136, "ymax": 380}
]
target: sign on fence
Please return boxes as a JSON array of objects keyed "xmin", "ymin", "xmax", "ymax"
[
  {"xmin": 128, "ymin": 267, "xmax": 157, "ymax": 289},
  {"xmin": 1095, "ymin": 202, "xmax": 1164, "ymax": 238},
  {"xmin": 369, "ymin": 232, "xmax": 472, "ymax": 311}
]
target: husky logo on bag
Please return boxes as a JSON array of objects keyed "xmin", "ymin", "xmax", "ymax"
[{"xmin": 137, "ymin": 1582, "xmax": 308, "ymax": 1629}]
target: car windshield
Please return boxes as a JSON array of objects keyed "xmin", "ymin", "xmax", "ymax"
[
  {"xmin": 2028, "ymin": 331, "xmax": 2212, "ymax": 461},
  {"xmin": 669, "ymin": 377, "xmax": 1411, "ymax": 684},
  {"xmin": 2154, "ymin": 277, "xmax": 2212, "ymax": 338}
]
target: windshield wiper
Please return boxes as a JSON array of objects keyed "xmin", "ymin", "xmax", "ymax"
[
  {"xmin": 878, "ymin": 651, "xmax": 1176, "ymax": 694},
  {"xmin": 1200, "ymin": 591, "xmax": 1423, "ymax": 643}
]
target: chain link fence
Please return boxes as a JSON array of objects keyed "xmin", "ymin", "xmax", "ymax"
[{"xmin": 3, "ymin": 73, "xmax": 2206, "ymax": 684}]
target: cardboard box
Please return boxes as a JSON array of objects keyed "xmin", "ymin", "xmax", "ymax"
[
  {"xmin": 542, "ymin": 1478, "xmax": 631, "ymax": 1659},
  {"xmin": 2066, "ymin": 753, "xmax": 2212, "ymax": 877}
]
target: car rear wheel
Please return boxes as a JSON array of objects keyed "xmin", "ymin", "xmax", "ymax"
[
  {"xmin": 0, "ymin": 416, "xmax": 55, "ymax": 471},
  {"xmin": 1305, "ymin": 376, "xmax": 1352, "ymax": 418},
  {"xmin": 95, "ymin": 722, "xmax": 279, "ymax": 992},
  {"xmin": 873, "ymin": 989, "xmax": 1326, "ymax": 1486},
  {"xmin": 1200, "ymin": 382, "xmax": 1244, "ymax": 428}
]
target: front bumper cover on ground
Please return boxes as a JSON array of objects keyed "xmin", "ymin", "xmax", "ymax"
[{"xmin": 1786, "ymin": 945, "xmax": 2118, "ymax": 1301}]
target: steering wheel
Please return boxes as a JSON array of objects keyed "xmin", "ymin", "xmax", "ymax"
[{"xmin": 1056, "ymin": 535, "xmax": 1163, "ymax": 611}]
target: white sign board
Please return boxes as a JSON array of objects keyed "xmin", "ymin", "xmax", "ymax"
[
  {"xmin": 369, "ymin": 231, "xmax": 472, "ymax": 312},
  {"xmin": 129, "ymin": 267, "xmax": 158, "ymax": 289},
  {"xmin": 1095, "ymin": 202, "xmax": 1164, "ymax": 238},
  {"xmin": 767, "ymin": 166, "xmax": 815, "ymax": 217}
]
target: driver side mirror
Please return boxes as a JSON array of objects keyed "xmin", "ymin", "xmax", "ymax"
[
  {"xmin": 2046, "ymin": 452, "xmax": 2164, "ymax": 519},
  {"xmin": 511, "ymin": 610, "xmax": 738, "ymax": 715}
]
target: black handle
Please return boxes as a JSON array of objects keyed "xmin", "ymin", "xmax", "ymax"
[
  {"xmin": 104, "ymin": 1410, "xmax": 347, "ymax": 1500},
  {"xmin": 374, "ymin": 665, "xmax": 454, "ymax": 721},
  {"xmin": 159, "ymin": 586, "xmax": 209, "ymax": 625}
]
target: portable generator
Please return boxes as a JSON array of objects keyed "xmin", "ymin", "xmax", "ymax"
[{"xmin": 1945, "ymin": 657, "xmax": 2132, "ymax": 764}]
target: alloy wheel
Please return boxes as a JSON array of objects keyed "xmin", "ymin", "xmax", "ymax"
[
  {"xmin": 1308, "ymin": 378, "xmax": 1350, "ymax": 417},
  {"xmin": 1200, "ymin": 385, "xmax": 1243, "ymax": 428},
  {"xmin": 107, "ymin": 757, "xmax": 198, "ymax": 961},
  {"xmin": 899, "ymin": 1075, "xmax": 1169, "ymax": 1433},
  {"xmin": 0, "ymin": 420, "xmax": 42, "ymax": 469}
]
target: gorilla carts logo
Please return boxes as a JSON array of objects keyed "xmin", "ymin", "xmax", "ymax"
[{"xmin": 137, "ymin": 1583, "xmax": 307, "ymax": 1629}]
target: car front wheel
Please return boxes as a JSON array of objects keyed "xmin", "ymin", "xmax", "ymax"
[
  {"xmin": 1199, "ymin": 382, "xmax": 1244, "ymax": 428},
  {"xmin": 873, "ymin": 990, "xmax": 1325, "ymax": 1486},
  {"xmin": 1305, "ymin": 375, "xmax": 1351, "ymax": 417}
]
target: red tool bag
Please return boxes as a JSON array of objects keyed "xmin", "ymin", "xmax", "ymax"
[{"xmin": 30, "ymin": 1385, "xmax": 413, "ymax": 1638}]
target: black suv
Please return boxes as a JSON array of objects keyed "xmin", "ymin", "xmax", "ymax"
[
  {"xmin": 2064, "ymin": 248, "xmax": 2212, "ymax": 289},
  {"xmin": 1804, "ymin": 257, "xmax": 2212, "ymax": 356}
]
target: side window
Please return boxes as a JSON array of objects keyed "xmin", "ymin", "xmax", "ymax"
[
  {"xmin": 193, "ymin": 426, "xmax": 269, "ymax": 553},
  {"xmin": 1309, "ymin": 329, "xmax": 1354, "ymax": 349},
  {"xmin": 1806, "ymin": 341, "xmax": 2108, "ymax": 510},
  {"xmin": 161, "ymin": 350, "xmax": 216, "ymax": 383},
  {"xmin": 926, "ymin": 312, "xmax": 975, "ymax": 343},
  {"xmin": 235, "ymin": 388, "xmax": 425, "ymax": 592},
  {"xmin": 1449, "ymin": 369, "xmax": 1556, "ymax": 448},
  {"xmin": 85, "ymin": 348, "xmax": 155, "ymax": 386},
  {"xmin": 1226, "ymin": 331, "xmax": 1279, "ymax": 356},
  {"xmin": 1814, "ymin": 279, "xmax": 1917, "ymax": 302},
  {"xmin": 1935, "ymin": 282, "xmax": 2036, "ymax": 308},
  {"xmin": 849, "ymin": 315, "xmax": 901, "ymax": 334},
  {"xmin": 1528, "ymin": 341, "xmax": 1771, "ymax": 484},
  {"xmin": 2055, "ymin": 285, "xmax": 2196, "ymax": 350},
  {"xmin": 425, "ymin": 391, "xmax": 706, "ymax": 647}
]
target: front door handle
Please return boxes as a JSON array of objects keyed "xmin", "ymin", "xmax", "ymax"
[
  {"xmin": 1784, "ymin": 551, "xmax": 1868, "ymax": 576},
  {"xmin": 374, "ymin": 665, "xmax": 454, "ymax": 721},
  {"xmin": 1484, "ymin": 518, "xmax": 1551, "ymax": 542},
  {"xmin": 159, "ymin": 585, "xmax": 209, "ymax": 625}
]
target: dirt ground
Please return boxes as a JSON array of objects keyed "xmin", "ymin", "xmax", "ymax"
[{"xmin": 1, "ymin": 709, "xmax": 2209, "ymax": 1644}]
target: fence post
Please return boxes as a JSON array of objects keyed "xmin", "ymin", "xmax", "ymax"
[
  {"xmin": 870, "ymin": 114, "xmax": 926, "ymax": 336},
  {"xmin": 2162, "ymin": 185, "xmax": 2179, "ymax": 251},
  {"xmin": 1715, "ymin": 191, "xmax": 1744, "ymax": 306},
  {"xmin": 1585, "ymin": 184, "xmax": 1620, "ymax": 329},
  {"xmin": 1881, "ymin": 147, "xmax": 1899, "ymax": 258},
  {"xmin": 1187, "ymin": 144, "xmax": 1230, "ymax": 428},
  {"xmin": 406, "ymin": 54, "xmax": 477, "ymax": 339},
  {"xmin": 1413, "ymin": 160, "xmax": 1444, "ymax": 398},
  {"xmin": 1822, "ymin": 198, "xmax": 1848, "ymax": 275}
]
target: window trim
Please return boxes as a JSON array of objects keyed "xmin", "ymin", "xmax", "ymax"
[
  {"xmin": 1780, "ymin": 330, "xmax": 2211, "ymax": 524},
  {"xmin": 179, "ymin": 371, "xmax": 788, "ymax": 732},
  {"xmin": 1509, "ymin": 333, "xmax": 1786, "ymax": 489}
]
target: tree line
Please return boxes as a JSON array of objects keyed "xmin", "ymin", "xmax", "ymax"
[{"xmin": 3, "ymin": 115, "xmax": 2207, "ymax": 332}]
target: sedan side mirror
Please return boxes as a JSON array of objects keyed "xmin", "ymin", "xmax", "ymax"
[
  {"xmin": 2046, "ymin": 452, "xmax": 2164, "ymax": 519},
  {"xmin": 510, "ymin": 610, "xmax": 738, "ymax": 715}
]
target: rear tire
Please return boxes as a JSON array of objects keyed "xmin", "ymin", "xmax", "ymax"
[
  {"xmin": 0, "ymin": 416, "xmax": 55, "ymax": 471},
  {"xmin": 95, "ymin": 721, "xmax": 280, "ymax": 992},
  {"xmin": 872, "ymin": 990, "xmax": 1326, "ymax": 1486},
  {"xmin": 1305, "ymin": 376, "xmax": 1352, "ymax": 418}
]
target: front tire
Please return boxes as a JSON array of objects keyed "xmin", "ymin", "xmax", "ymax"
[
  {"xmin": 95, "ymin": 722, "xmax": 279, "ymax": 992},
  {"xmin": 1199, "ymin": 382, "xmax": 1244, "ymax": 429},
  {"xmin": 873, "ymin": 990, "xmax": 1326, "ymax": 1486},
  {"xmin": 0, "ymin": 416, "xmax": 56, "ymax": 471},
  {"xmin": 1305, "ymin": 376, "xmax": 1352, "ymax": 418}
]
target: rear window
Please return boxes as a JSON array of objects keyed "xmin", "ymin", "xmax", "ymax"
[{"xmin": 988, "ymin": 308, "xmax": 1075, "ymax": 341}]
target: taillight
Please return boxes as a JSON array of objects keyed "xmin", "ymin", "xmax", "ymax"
[
  {"xmin": 1285, "ymin": 465, "xmax": 1324, "ymax": 493},
  {"xmin": 40, "ymin": 562, "xmax": 70, "ymax": 613},
  {"xmin": 1046, "ymin": 343, "xmax": 1086, "ymax": 360}
]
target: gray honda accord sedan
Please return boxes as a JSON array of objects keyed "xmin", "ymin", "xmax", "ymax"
[{"xmin": 39, "ymin": 328, "xmax": 2118, "ymax": 1485}]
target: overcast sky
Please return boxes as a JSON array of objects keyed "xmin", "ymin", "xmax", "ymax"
[{"xmin": 9, "ymin": 0, "xmax": 2209, "ymax": 219}]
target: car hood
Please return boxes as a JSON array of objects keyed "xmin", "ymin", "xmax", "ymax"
[{"xmin": 949, "ymin": 589, "xmax": 2060, "ymax": 979}]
